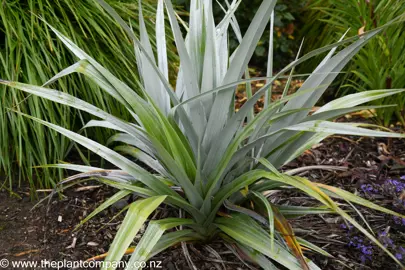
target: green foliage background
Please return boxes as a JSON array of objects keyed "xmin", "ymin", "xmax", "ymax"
[
  {"xmin": 0, "ymin": 0, "xmax": 176, "ymax": 192},
  {"xmin": 1, "ymin": 0, "xmax": 404, "ymax": 193},
  {"xmin": 300, "ymin": 0, "xmax": 405, "ymax": 126}
]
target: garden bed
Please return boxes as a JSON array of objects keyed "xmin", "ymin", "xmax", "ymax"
[{"xmin": 1, "ymin": 133, "xmax": 405, "ymax": 270}]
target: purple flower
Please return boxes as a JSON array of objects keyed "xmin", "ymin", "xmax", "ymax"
[
  {"xmin": 361, "ymin": 246, "xmax": 372, "ymax": 255},
  {"xmin": 377, "ymin": 232, "xmax": 405, "ymax": 261},
  {"xmin": 378, "ymin": 231, "xmax": 394, "ymax": 248},
  {"xmin": 361, "ymin": 184, "xmax": 375, "ymax": 193},
  {"xmin": 394, "ymin": 246, "xmax": 405, "ymax": 261},
  {"xmin": 340, "ymin": 223, "xmax": 353, "ymax": 230},
  {"xmin": 385, "ymin": 179, "xmax": 405, "ymax": 193},
  {"xmin": 346, "ymin": 235, "xmax": 373, "ymax": 262},
  {"xmin": 393, "ymin": 216, "xmax": 405, "ymax": 226}
]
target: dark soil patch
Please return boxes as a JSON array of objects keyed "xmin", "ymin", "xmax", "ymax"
[
  {"xmin": 0, "ymin": 187, "xmax": 122, "ymax": 269},
  {"xmin": 283, "ymin": 134, "xmax": 405, "ymax": 269},
  {"xmin": 1, "ymin": 133, "xmax": 405, "ymax": 270},
  {"xmin": 0, "ymin": 186, "xmax": 250, "ymax": 270},
  {"xmin": 0, "ymin": 191, "xmax": 42, "ymax": 263}
]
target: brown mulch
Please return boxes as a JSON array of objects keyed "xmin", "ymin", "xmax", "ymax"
[
  {"xmin": 283, "ymin": 134, "xmax": 405, "ymax": 270},
  {"xmin": 234, "ymin": 72, "xmax": 304, "ymax": 114},
  {"xmin": 0, "ymin": 186, "xmax": 251, "ymax": 270},
  {"xmin": 1, "ymin": 75, "xmax": 405, "ymax": 269},
  {"xmin": 1, "ymin": 134, "xmax": 404, "ymax": 270}
]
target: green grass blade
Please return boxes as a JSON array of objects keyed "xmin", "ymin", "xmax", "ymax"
[
  {"xmin": 12, "ymin": 112, "xmax": 181, "ymax": 199},
  {"xmin": 127, "ymin": 218, "xmax": 194, "ymax": 269},
  {"xmin": 286, "ymin": 120, "xmax": 405, "ymax": 138},
  {"xmin": 251, "ymin": 191, "xmax": 275, "ymax": 251},
  {"xmin": 114, "ymin": 145, "xmax": 168, "ymax": 177},
  {"xmin": 305, "ymin": 105, "xmax": 396, "ymax": 122},
  {"xmin": 296, "ymin": 237, "xmax": 334, "ymax": 258},
  {"xmin": 235, "ymin": 243, "xmax": 279, "ymax": 270},
  {"xmin": 75, "ymin": 190, "xmax": 131, "ymax": 230},
  {"xmin": 315, "ymin": 89, "xmax": 405, "ymax": 114},
  {"xmin": 316, "ymin": 183, "xmax": 405, "ymax": 219},
  {"xmin": 216, "ymin": 214, "xmax": 320, "ymax": 270},
  {"xmin": 148, "ymin": 230, "xmax": 203, "ymax": 260},
  {"xmin": 103, "ymin": 196, "xmax": 167, "ymax": 270}
]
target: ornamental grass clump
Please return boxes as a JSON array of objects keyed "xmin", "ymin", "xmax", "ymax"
[
  {"xmin": 0, "ymin": 0, "xmax": 174, "ymax": 191},
  {"xmin": 301, "ymin": 0, "xmax": 405, "ymax": 126},
  {"xmin": 2, "ymin": 0, "xmax": 405, "ymax": 269}
]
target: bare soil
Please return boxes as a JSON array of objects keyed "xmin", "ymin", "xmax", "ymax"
[{"xmin": 1, "ymin": 133, "xmax": 405, "ymax": 270}]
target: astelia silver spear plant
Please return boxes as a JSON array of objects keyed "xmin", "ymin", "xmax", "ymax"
[{"xmin": 2, "ymin": 0, "xmax": 405, "ymax": 269}]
